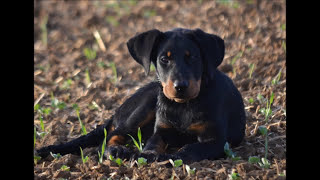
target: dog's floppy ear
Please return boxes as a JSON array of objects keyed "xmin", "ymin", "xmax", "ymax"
[
  {"xmin": 127, "ymin": 29, "xmax": 163, "ymax": 75},
  {"xmin": 189, "ymin": 29, "xmax": 225, "ymax": 79}
]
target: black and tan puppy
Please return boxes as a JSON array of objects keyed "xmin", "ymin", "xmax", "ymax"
[{"xmin": 37, "ymin": 28, "xmax": 246, "ymax": 163}]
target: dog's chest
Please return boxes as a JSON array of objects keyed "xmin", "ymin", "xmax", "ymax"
[{"xmin": 157, "ymin": 94, "xmax": 206, "ymax": 133}]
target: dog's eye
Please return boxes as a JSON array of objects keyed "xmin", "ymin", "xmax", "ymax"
[{"xmin": 160, "ymin": 57, "xmax": 169, "ymax": 64}]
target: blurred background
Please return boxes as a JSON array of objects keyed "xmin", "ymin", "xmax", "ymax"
[{"xmin": 34, "ymin": 1, "xmax": 286, "ymax": 179}]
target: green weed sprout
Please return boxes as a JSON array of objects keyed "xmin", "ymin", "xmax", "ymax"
[
  {"xmin": 248, "ymin": 156, "xmax": 260, "ymax": 164},
  {"xmin": 137, "ymin": 157, "xmax": 147, "ymax": 167},
  {"xmin": 35, "ymin": 104, "xmax": 52, "ymax": 138},
  {"xmin": 259, "ymin": 126, "xmax": 269, "ymax": 159},
  {"xmin": 230, "ymin": 51, "xmax": 243, "ymax": 75},
  {"xmin": 60, "ymin": 165, "xmax": 70, "ymax": 171},
  {"xmin": 107, "ymin": 62, "xmax": 118, "ymax": 83},
  {"xmin": 83, "ymin": 47, "xmax": 96, "ymax": 61},
  {"xmin": 128, "ymin": 127, "xmax": 143, "ymax": 152},
  {"xmin": 51, "ymin": 92, "xmax": 66, "ymax": 110},
  {"xmin": 109, "ymin": 155, "xmax": 123, "ymax": 167},
  {"xmin": 50, "ymin": 152, "xmax": 61, "ymax": 159},
  {"xmin": 98, "ymin": 128, "xmax": 107, "ymax": 164},
  {"xmin": 259, "ymin": 92, "xmax": 274, "ymax": 122},
  {"xmin": 249, "ymin": 63, "xmax": 255, "ymax": 78},
  {"xmin": 229, "ymin": 171, "xmax": 241, "ymax": 180},
  {"xmin": 185, "ymin": 164, "xmax": 196, "ymax": 176},
  {"xmin": 61, "ymin": 78, "xmax": 73, "ymax": 90},
  {"xmin": 248, "ymin": 156, "xmax": 270, "ymax": 169},
  {"xmin": 80, "ymin": 147, "xmax": 89, "ymax": 164},
  {"xmin": 169, "ymin": 159, "xmax": 183, "ymax": 168},
  {"xmin": 271, "ymin": 69, "xmax": 282, "ymax": 86},
  {"xmin": 72, "ymin": 104, "xmax": 87, "ymax": 135},
  {"xmin": 34, "ymin": 127, "xmax": 42, "ymax": 164},
  {"xmin": 224, "ymin": 142, "xmax": 241, "ymax": 161},
  {"xmin": 258, "ymin": 157, "xmax": 271, "ymax": 169}
]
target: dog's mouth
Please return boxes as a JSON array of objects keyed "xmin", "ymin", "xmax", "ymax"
[{"xmin": 161, "ymin": 79, "xmax": 201, "ymax": 103}]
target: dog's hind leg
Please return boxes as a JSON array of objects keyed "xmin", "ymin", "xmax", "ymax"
[{"xmin": 36, "ymin": 118, "xmax": 113, "ymax": 158}]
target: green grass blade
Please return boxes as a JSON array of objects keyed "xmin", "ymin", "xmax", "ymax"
[
  {"xmin": 137, "ymin": 127, "xmax": 142, "ymax": 151},
  {"xmin": 39, "ymin": 115, "xmax": 44, "ymax": 132},
  {"xmin": 127, "ymin": 134, "xmax": 141, "ymax": 152}
]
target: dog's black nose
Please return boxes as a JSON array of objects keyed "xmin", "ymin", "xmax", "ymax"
[{"xmin": 174, "ymin": 80, "xmax": 189, "ymax": 92}]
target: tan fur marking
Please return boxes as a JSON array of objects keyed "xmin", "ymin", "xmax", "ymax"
[
  {"xmin": 167, "ymin": 51, "xmax": 171, "ymax": 57},
  {"xmin": 187, "ymin": 122, "xmax": 208, "ymax": 134},
  {"xmin": 157, "ymin": 120, "xmax": 172, "ymax": 129},
  {"xmin": 161, "ymin": 78, "xmax": 201, "ymax": 103},
  {"xmin": 138, "ymin": 111, "xmax": 156, "ymax": 127},
  {"xmin": 107, "ymin": 135, "xmax": 125, "ymax": 146}
]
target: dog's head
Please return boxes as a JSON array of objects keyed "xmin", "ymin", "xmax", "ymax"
[{"xmin": 127, "ymin": 28, "xmax": 225, "ymax": 103}]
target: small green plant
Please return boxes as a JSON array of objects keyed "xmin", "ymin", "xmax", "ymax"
[
  {"xmin": 128, "ymin": 127, "xmax": 143, "ymax": 152},
  {"xmin": 169, "ymin": 159, "xmax": 183, "ymax": 168},
  {"xmin": 34, "ymin": 155, "xmax": 41, "ymax": 165},
  {"xmin": 259, "ymin": 92, "xmax": 274, "ymax": 122},
  {"xmin": 61, "ymin": 78, "xmax": 73, "ymax": 90},
  {"xmin": 248, "ymin": 156, "xmax": 260, "ymax": 164},
  {"xmin": 229, "ymin": 171, "xmax": 241, "ymax": 180},
  {"xmin": 88, "ymin": 101, "xmax": 99, "ymax": 111},
  {"xmin": 109, "ymin": 155, "xmax": 124, "ymax": 167},
  {"xmin": 137, "ymin": 157, "xmax": 147, "ymax": 167},
  {"xmin": 224, "ymin": 142, "xmax": 241, "ymax": 161},
  {"xmin": 259, "ymin": 126, "xmax": 269, "ymax": 159},
  {"xmin": 98, "ymin": 128, "xmax": 107, "ymax": 163},
  {"xmin": 230, "ymin": 51, "xmax": 243, "ymax": 75},
  {"xmin": 50, "ymin": 152, "xmax": 61, "ymax": 159},
  {"xmin": 248, "ymin": 156, "xmax": 270, "ymax": 169},
  {"xmin": 271, "ymin": 69, "xmax": 282, "ymax": 85},
  {"xmin": 107, "ymin": 62, "xmax": 118, "ymax": 83},
  {"xmin": 35, "ymin": 105, "xmax": 52, "ymax": 138},
  {"xmin": 248, "ymin": 97, "xmax": 254, "ymax": 104},
  {"xmin": 51, "ymin": 92, "xmax": 66, "ymax": 110},
  {"xmin": 83, "ymin": 47, "xmax": 96, "ymax": 61},
  {"xmin": 248, "ymin": 63, "xmax": 255, "ymax": 78},
  {"xmin": 258, "ymin": 157, "xmax": 270, "ymax": 169},
  {"xmin": 39, "ymin": 115, "xmax": 45, "ymax": 132},
  {"xmin": 72, "ymin": 104, "xmax": 87, "ymax": 135},
  {"xmin": 97, "ymin": 61, "xmax": 107, "ymax": 69},
  {"xmin": 60, "ymin": 165, "xmax": 70, "ymax": 171},
  {"xmin": 185, "ymin": 164, "xmax": 196, "ymax": 176},
  {"xmin": 80, "ymin": 147, "xmax": 89, "ymax": 164}
]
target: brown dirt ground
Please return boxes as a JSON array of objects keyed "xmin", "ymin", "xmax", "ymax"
[{"xmin": 34, "ymin": 0, "xmax": 286, "ymax": 179}]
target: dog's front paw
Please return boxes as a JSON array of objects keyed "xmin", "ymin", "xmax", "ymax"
[
  {"xmin": 138, "ymin": 150, "xmax": 158, "ymax": 163},
  {"xmin": 105, "ymin": 145, "xmax": 135, "ymax": 160}
]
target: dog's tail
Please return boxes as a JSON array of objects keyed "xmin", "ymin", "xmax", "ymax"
[{"xmin": 36, "ymin": 117, "xmax": 113, "ymax": 158}]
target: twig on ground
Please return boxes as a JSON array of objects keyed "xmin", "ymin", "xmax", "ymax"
[
  {"xmin": 93, "ymin": 29, "xmax": 106, "ymax": 52},
  {"xmin": 34, "ymin": 92, "xmax": 46, "ymax": 107}
]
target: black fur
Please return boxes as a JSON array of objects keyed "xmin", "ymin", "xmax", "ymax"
[{"xmin": 37, "ymin": 28, "xmax": 246, "ymax": 164}]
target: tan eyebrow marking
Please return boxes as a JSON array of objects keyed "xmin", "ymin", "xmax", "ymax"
[{"xmin": 167, "ymin": 51, "xmax": 171, "ymax": 57}]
